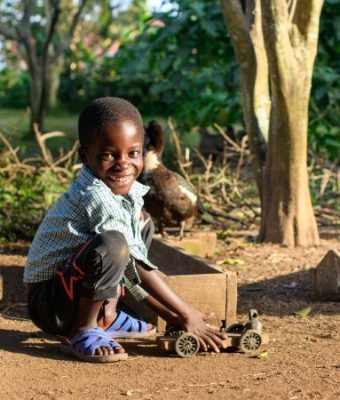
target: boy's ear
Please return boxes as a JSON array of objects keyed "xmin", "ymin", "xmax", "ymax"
[{"xmin": 78, "ymin": 146, "xmax": 88, "ymax": 164}]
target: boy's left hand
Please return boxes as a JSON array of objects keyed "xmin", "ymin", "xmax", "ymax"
[{"xmin": 182, "ymin": 307, "xmax": 227, "ymax": 353}]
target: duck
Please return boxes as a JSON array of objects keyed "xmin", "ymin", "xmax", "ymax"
[{"xmin": 139, "ymin": 120, "xmax": 198, "ymax": 239}]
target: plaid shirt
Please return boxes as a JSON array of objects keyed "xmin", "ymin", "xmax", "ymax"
[{"xmin": 24, "ymin": 165, "xmax": 156, "ymax": 301}]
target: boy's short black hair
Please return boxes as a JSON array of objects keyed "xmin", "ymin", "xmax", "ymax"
[{"xmin": 78, "ymin": 97, "xmax": 144, "ymax": 148}]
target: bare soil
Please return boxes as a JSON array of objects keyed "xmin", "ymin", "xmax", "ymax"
[{"xmin": 0, "ymin": 228, "xmax": 339, "ymax": 400}]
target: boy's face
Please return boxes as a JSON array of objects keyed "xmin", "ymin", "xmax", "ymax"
[{"xmin": 80, "ymin": 121, "xmax": 144, "ymax": 195}]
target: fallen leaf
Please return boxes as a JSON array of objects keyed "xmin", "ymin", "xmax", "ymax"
[
  {"xmin": 294, "ymin": 306, "xmax": 312, "ymax": 317},
  {"xmin": 257, "ymin": 351, "xmax": 269, "ymax": 360},
  {"xmin": 239, "ymin": 284, "xmax": 264, "ymax": 292},
  {"xmin": 226, "ymin": 258, "xmax": 245, "ymax": 265},
  {"xmin": 122, "ymin": 390, "xmax": 134, "ymax": 396}
]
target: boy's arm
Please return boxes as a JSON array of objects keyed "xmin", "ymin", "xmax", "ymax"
[{"xmin": 136, "ymin": 264, "xmax": 227, "ymax": 353}]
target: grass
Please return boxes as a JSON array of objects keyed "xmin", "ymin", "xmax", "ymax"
[
  {"xmin": 0, "ymin": 107, "xmax": 188, "ymax": 162},
  {"xmin": 0, "ymin": 107, "xmax": 173, "ymax": 150},
  {"xmin": 0, "ymin": 107, "xmax": 79, "ymax": 156}
]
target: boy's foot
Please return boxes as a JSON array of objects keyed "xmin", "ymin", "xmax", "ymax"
[
  {"xmin": 61, "ymin": 327, "xmax": 128, "ymax": 363},
  {"xmin": 106, "ymin": 310, "xmax": 156, "ymax": 338}
]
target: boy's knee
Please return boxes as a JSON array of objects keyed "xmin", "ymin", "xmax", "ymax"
[{"xmin": 100, "ymin": 230, "xmax": 129, "ymax": 265}]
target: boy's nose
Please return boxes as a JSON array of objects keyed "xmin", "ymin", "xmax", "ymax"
[{"xmin": 114, "ymin": 155, "xmax": 130, "ymax": 168}]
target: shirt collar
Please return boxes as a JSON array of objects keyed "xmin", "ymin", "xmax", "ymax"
[{"xmin": 77, "ymin": 165, "xmax": 149, "ymax": 199}]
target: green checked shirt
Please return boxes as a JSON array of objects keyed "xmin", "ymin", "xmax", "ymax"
[{"xmin": 24, "ymin": 165, "xmax": 156, "ymax": 301}]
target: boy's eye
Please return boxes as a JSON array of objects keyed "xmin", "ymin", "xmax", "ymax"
[
  {"xmin": 129, "ymin": 150, "xmax": 140, "ymax": 158},
  {"xmin": 99, "ymin": 153, "xmax": 113, "ymax": 161}
]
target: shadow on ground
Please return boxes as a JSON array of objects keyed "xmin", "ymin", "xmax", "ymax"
[
  {"xmin": 0, "ymin": 326, "xmax": 164, "ymax": 361},
  {"xmin": 237, "ymin": 269, "xmax": 340, "ymax": 317}
]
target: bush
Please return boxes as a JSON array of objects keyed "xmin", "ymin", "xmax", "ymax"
[
  {"xmin": 0, "ymin": 68, "xmax": 30, "ymax": 108},
  {"xmin": 0, "ymin": 127, "xmax": 78, "ymax": 241}
]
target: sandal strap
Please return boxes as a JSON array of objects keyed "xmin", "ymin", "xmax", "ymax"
[
  {"xmin": 110, "ymin": 310, "xmax": 148, "ymax": 333},
  {"xmin": 71, "ymin": 328, "xmax": 122, "ymax": 356}
]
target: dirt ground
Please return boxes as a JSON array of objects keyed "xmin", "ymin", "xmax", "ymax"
[{"xmin": 0, "ymin": 227, "xmax": 339, "ymax": 400}]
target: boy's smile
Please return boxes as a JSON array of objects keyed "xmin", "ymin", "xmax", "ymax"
[{"xmin": 80, "ymin": 121, "xmax": 144, "ymax": 195}]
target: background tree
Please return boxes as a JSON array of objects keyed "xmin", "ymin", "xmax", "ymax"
[
  {"xmin": 0, "ymin": 0, "xmax": 89, "ymax": 132},
  {"xmin": 220, "ymin": 0, "xmax": 324, "ymax": 247},
  {"xmin": 112, "ymin": 0, "xmax": 241, "ymax": 129},
  {"xmin": 58, "ymin": 0, "xmax": 150, "ymax": 110}
]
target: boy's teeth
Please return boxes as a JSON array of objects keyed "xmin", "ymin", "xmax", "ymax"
[{"xmin": 110, "ymin": 176, "xmax": 131, "ymax": 183}]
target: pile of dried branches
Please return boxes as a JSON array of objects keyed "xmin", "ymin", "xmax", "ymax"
[
  {"xmin": 168, "ymin": 118, "xmax": 259, "ymax": 230},
  {"xmin": 167, "ymin": 118, "xmax": 339, "ymax": 232},
  {"xmin": 0, "ymin": 123, "xmax": 80, "ymax": 183}
]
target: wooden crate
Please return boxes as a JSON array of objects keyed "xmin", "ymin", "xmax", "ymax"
[{"xmin": 121, "ymin": 238, "xmax": 237, "ymax": 332}]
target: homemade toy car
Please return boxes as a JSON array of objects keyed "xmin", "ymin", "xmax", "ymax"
[{"xmin": 157, "ymin": 309, "xmax": 269, "ymax": 358}]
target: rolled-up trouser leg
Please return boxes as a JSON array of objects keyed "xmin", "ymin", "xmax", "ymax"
[
  {"xmin": 75, "ymin": 230, "xmax": 130, "ymax": 301},
  {"xmin": 27, "ymin": 230, "xmax": 129, "ymax": 335}
]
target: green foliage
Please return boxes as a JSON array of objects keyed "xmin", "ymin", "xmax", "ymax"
[
  {"xmin": 113, "ymin": 0, "xmax": 240, "ymax": 128},
  {"xmin": 0, "ymin": 124, "xmax": 78, "ymax": 241},
  {"xmin": 0, "ymin": 68, "xmax": 29, "ymax": 108},
  {"xmin": 0, "ymin": 170, "xmax": 68, "ymax": 241},
  {"xmin": 1, "ymin": 0, "xmax": 338, "ymax": 160},
  {"xmin": 309, "ymin": 0, "xmax": 340, "ymax": 160},
  {"xmin": 58, "ymin": 0, "xmax": 151, "ymax": 110}
]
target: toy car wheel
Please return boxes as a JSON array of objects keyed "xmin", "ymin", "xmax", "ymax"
[
  {"xmin": 226, "ymin": 323, "xmax": 245, "ymax": 333},
  {"xmin": 175, "ymin": 333, "xmax": 200, "ymax": 358},
  {"xmin": 239, "ymin": 329, "xmax": 262, "ymax": 353}
]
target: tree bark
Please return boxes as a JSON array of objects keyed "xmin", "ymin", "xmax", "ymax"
[
  {"xmin": 29, "ymin": 66, "xmax": 45, "ymax": 131},
  {"xmin": 46, "ymin": 56, "xmax": 64, "ymax": 110},
  {"xmin": 259, "ymin": 86, "xmax": 319, "ymax": 246},
  {"xmin": 221, "ymin": 0, "xmax": 323, "ymax": 246},
  {"xmin": 220, "ymin": 0, "xmax": 270, "ymax": 192},
  {"xmin": 258, "ymin": 0, "xmax": 323, "ymax": 246}
]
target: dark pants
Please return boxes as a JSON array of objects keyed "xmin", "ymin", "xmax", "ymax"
[{"xmin": 28, "ymin": 218, "xmax": 154, "ymax": 336}]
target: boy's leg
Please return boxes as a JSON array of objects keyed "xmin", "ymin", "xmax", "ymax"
[{"xmin": 28, "ymin": 230, "xmax": 130, "ymax": 357}]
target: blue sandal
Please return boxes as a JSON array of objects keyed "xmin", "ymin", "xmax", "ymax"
[
  {"xmin": 61, "ymin": 327, "xmax": 128, "ymax": 363},
  {"xmin": 106, "ymin": 310, "xmax": 156, "ymax": 339}
]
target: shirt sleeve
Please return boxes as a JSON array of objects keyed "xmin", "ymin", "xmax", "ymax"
[{"xmin": 120, "ymin": 258, "xmax": 149, "ymax": 302}]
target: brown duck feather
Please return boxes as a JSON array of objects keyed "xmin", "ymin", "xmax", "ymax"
[{"xmin": 140, "ymin": 121, "xmax": 198, "ymax": 233}]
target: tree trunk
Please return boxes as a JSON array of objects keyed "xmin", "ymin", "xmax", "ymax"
[
  {"xmin": 239, "ymin": 67, "xmax": 268, "ymax": 190},
  {"xmin": 220, "ymin": 0, "xmax": 270, "ymax": 192},
  {"xmin": 46, "ymin": 55, "xmax": 64, "ymax": 110},
  {"xmin": 259, "ymin": 86, "xmax": 319, "ymax": 246},
  {"xmin": 221, "ymin": 0, "xmax": 323, "ymax": 247},
  {"xmin": 29, "ymin": 65, "xmax": 45, "ymax": 132},
  {"xmin": 258, "ymin": 0, "xmax": 323, "ymax": 246}
]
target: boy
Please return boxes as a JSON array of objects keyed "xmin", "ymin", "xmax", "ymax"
[{"xmin": 24, "ymin": 97, "xmax": 226, "ymax": 363}]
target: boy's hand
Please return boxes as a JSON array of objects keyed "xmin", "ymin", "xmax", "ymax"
[
  {"xmin": 182, "ymin": 307, "xmax": 227, "ymax": 353},
  {"xmin": 137, "ymin": 267, "xmax": 227, "ymax": 353}
]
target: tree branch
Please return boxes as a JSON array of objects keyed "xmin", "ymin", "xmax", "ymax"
[
  {"xmin": 261, "ymin": 0, "xmax": 295, "ymax": 84},
  {"xmin": 0, "ymin": 23, "xmax": 19, "ymax": 40},
  {"xmin": 219, "ymin": 0, "xmax": 252, "ymax": 67},
  {"xmin": 16, "ymin": 0, "xmax": 34, "ymax": 40},
  {"xmin": 288, "ymin": 0, "xmax": 297, "ymax": 23},
  {"xmin": 50, "ymin": 0, "xmax": 89, "ymax": 63},
  {"xmin": 292, "ymin": 0, "xmax": 324, "ymax": 50},
  {"xmin": 42, "ymin": 1, "xmax": 61, "ymax": 64}
]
